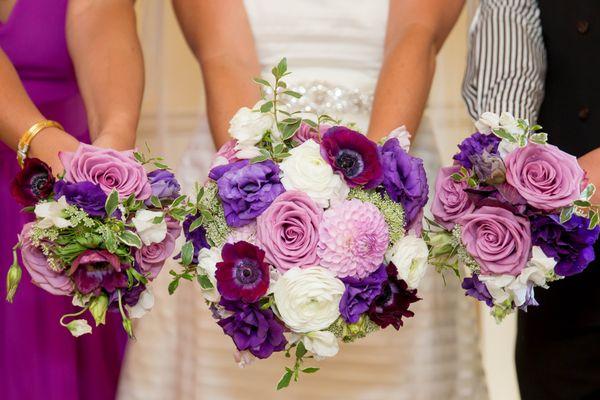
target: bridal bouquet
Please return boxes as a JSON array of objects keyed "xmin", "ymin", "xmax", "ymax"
[
  {"xmin": 426, "ymin": 112, "xmax": 600, "ymax": 321},
  {"xmin": 6, "ymin": 144, "xmax": 188, "ymax": 338},
  {"xmin": 170, "ymin": 59, "xmax": 430, "ymax": 388}
]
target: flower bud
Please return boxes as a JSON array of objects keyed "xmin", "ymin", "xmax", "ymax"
[
  {"xmin": 5, "ymin": 263, "xmax": 22, "ymax": 303},
  {"xmin": 89, "ymin": 294, "xmax": 109, "ymax": 326}
]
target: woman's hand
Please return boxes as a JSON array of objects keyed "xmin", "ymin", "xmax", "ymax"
[
  {"xmin": 578, "ymin": 148, "xmax": 600, "ymax": 203},
  {"xmin": 92, "ymin": 131, "xmax": 137, "ymax": 151},
  {"xmin": 27, "ymin": 127, "xmax": 80, "ymax": 175}
]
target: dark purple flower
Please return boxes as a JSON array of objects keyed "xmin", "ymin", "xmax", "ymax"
[
  {"xmin": 11, "ymin": 158, "xmax": 55, "ymax": 206},
  {"xmin": 531, "ymin": 214, "xmax": 600, "ymax": 276},
  {"xmin": 182, "ymin": 213, "xmax": 210, "ymax": 263},
  {"xmin": 54, "ymin": 180, "xmax": 108, "ymax": 217},
  {"xmin": 462, "ymin": 274, "xmax": 494, "ymax": 307},
  {"xmin": 110, "ymin": 283, "xmax": 146, "ymax": 308},
  {"xmin": 320, "ymin": 126, "xmax": 383, "ymax": 189},
  {"xmin": 209, "ymin": 160, "xmax": 285, "ymax": 227},
  {"xmin": 218, "ymin": 299, "xmax": 287, "ymax": 359},
  {"xmin": 367, "ymin": 263, "xmax": 420, "ymax": 330},
  {"xmin": 379, "ymin": 138, "xmax": 429, "ymax": 229},
  {"xmin": 340, "ymin": 264, "xmax": 387, "ymax": 323},
  {"xmin": 68, "ymin": 250, "xmax": 128, "ymax": 295},
  {"xmin": 215, "ymin": 241, "xmax": 270, "ymax": 303},
  {"xmin": 453, "ymin": 132, "xmax": 501, "ymax": 169},
  {"xmin": 145, "ymin": 169, "xmax": 181, "ymax": 205}
]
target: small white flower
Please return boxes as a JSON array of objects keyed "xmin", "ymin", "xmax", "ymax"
[
  {"xmin": 34, "ymin": 196, "xmax": 72, "ymax": 229},
  {"xmin": 479, "ymin": 274, "xmax": 514, "ymax": 305},
  {"xmin": 523, "ymin": 246, "xmax": 557, "ymax": 288},
  {"xmin": 279, "ymin": 140, "xmax": 349, "ymax": 208},
  {"xmin": 234, "ymin": 350, "xmax": 255, "ymax": 368},
  {"xmin": 301, "ymin": 331, "xmax": 339, "ymax": 359},
  {"xmin": 475, "ymin": 112, "xmax": 501, "ymax": 134},
  {"xmin": 126, "ymin": 289, "xmax": 155, "ymax": 319},
  {"xmin": 385, "ymin": 234, "xmax": 429, "ymax": 289},
  {"xmin": 65, "ymin": 319, "xmax": 92, "ymax": 337},
  {"xmin": 498, "ymin": 140, "xmax": 520, "ymax": 158},
  {"xmin": 229, "ymin": 106, "xmax": 274, "ymax": 154},
  {"xmin": 132, "ymin": 209, "xmax": 167, "ymax": 246},
  {"xmin": 196, "ymin": 246, "xmax": 222, "ymax": 302},
  {"xmin": 384, "ymin": 125, "xmax": 411, "ymax": 152},
  {"xmin": 273, "ymin": 266, "xmax": 345, "ymax": 333}
]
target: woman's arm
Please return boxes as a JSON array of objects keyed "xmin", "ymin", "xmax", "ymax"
[
  {"xmin": 0, "ymin": 48, "xmax": 79, "ymax": 172},
  {"xmin": 368, "ymin": 0, "xmax": 464, "ymax": 141},
  {"xmin": 66, "ymin": 0, "xmax": 144, "ymax": 150},
  {"xmin": 172, "ymin": 0, "xmax": 260, "ymax": 148},
  {"xmin": 578, "ymin": 149, "xmax": 600, "ymax": 203}
]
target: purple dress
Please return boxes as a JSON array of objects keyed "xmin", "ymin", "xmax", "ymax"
[{"xmin": 0, "ymin": 1, "xmax": 127, "ymax": 399}]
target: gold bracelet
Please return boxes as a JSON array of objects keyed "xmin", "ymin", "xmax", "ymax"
[{"xmin": 17, "ymin": 120, "xmax": 64, "ymax": 168}]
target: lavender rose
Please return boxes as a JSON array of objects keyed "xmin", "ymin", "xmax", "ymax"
[
  {"xmin": 20, "ymin": 223, "xmax": 73, "ymax": 295},
  {"xmin": 460, "ymin": 206, "xmax": 532, "ymax": 276},
  {"xmin": 256, "ymin": 190, "xmax": 322, "ymax": 272},
  {"xmin": 146, "ymin": 169, "xmax": 181, "ymax": 203},
  {"xmin": 380, "ymin": 138, "xmax": 429, "ymax": 229},
  {"xmin": 293, "ymin": 122, "xmax": 330, "ymax": 144},
  {"xmin": 209, "ymin": 159, "xmax": 285, "ymax": 227},
  {"xmin": 505, "ymin": 143, "xmax": 585, "ymax": 211},
  {"xmin": 431, "ymin": 166, "xmax": 475, "ymax": 229},
  {"xmin": 59, "ymin": 143, "xmax": 152, "ymax": 200},
  {"xmin": 135, "ymin": 217, "xmax": 182, "ymax": 279},
  {"xmin": 54, "ymin": 180, "xmax": 107, "ymax": 217}
]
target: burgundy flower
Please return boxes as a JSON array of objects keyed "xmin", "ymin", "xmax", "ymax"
[
  {"xmin": 367, "ymin": 263, "xmax": 420, "ymax": 330},
  {"xmin": 11, "ymin": 158, "xmax": 55, "ymax": 206},
  {"xmin": 320, "ymin": 126, "xmax": 383, "ymax": 189},
  {"xmin": 69, "ymin": 250, "xmax": 128, "ymax": 295},
  {"xmin": 215, "ymin": 241, "xmax": 270, "ymax": 303}
]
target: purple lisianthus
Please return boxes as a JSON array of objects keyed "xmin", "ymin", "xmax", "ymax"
[
  {"xmin": 453, "ymin": 132, "xmax": 501, "ymax": 169},
  {"xmin": 462, "ymin": 274, "xmax": 493, "ymax": 307},
  {"xmin": 182, "ymin": 213, "xmax": 210, "ymax": 263},
  {"xmin": 379, "ymin": 138, "xmax": 429, "ymax": 229},
  {"xmin": 218, "ymin": 299, "xmax": 287, "ymax": 359},
  {"xmin": 209, "ymin": 160, "xmax": 285, "ymax": 227},
  {"xmin": 54, "ymin": 180, "xmax": 108, "ymax": 217},
  {"xmin": 531, "ymin": 214, "xmax": 600, "ymax": 276},
  {"xmin": 339, "ymin": 264, "xmax": 387, "ymax": 323},
  {"xmin": 69, "ymin": 250, "xmax": 128, "ymax": 295},
  {"xmin": 320, "ymin": 126, "xmax": 383, "ymax": 189},
  {"xmin": 110, "ymin": 283, "xmax": 146, "ymax": 308},
  {"xmin": 145, "ymin": 169, "xmax": 181, "ymax": 205}
]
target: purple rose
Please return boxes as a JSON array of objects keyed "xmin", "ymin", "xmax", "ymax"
[
  {"xmin": 380, "ymin": 138, "xmax": 429, "ymax": 229},
  {"xmin": 10, "ymin": 158, "xmax": 55, "ymax": 206},
  {"xmin": 209, "ymin": 160, "xmax": 285, "ymax": 227},
  {"xmin": 218, "ymin": 299, "xmax": 287, "ymax": 359},
  {"xmin": 54, "ymin": 180, "xmax": 108, "ymax": 217},
  {"xmin": 68, "ymin": 250, "xmax": 128, "ymax": 295},
  {"xmin": 453, "ymin": 132, "xmax": 501, "ymax": 169},
  {"xmin": 431, "ymin": 166, "xmax": 475, "ymax": 229},
  {"xmin": 505, "ymin": 143, "xmax": 585, "ymax": 211},
  {"xmin": 256, "ymin": 190, "xmax": 322, "ymax": 273},
  {"xmin": 135, "ymin": 217, "xmax": 182, "ymax": 279},
  {"xmin": 462, "ymin": 274, "xmax": 493, "ymax": 307},
  {"xmin": 339, "ymin": 264, "xmax": 387, "ymax": 324},
  {"xmin": 320, "ymin": 126, "xmax": 383, "ymax": 189},
  {"xmin": 531, "ymin": 214, "xmax": 599, "ymax": 276},
  {"xmin": 59, "ymin": 143, "xmax": 152, "ymax": 200},
  {"xmin": 20, "ymin": 223, "xmax": 73, "ymax": 295},
  {"xmin": 146, "ymin": 169, "xmax": 181, "ymax": 203},
  {"xmin": 460, "ymin": 206, "xmax": 531, "ymax": 276}
]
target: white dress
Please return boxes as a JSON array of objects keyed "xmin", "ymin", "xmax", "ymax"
[{"xmin": 119, "ymin": 1, "xmax": 488, "ymax": 399}]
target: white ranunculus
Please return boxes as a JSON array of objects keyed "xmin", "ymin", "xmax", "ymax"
[
  {"xmin": 132, "ymin": 209, "xmax": 167, "ymax": 246},
  {"xmin": 475, "ymin": 112, "xmax": 501, "ymax": 134},
  {"xmin": 34, "ymin": 196, "xmax": 72, "ymax": 229},
  {"xmin": 384, "ymin": 125, "xmax": 411, "ymax": 152},
  {"xmin": 273, "ymin": 266, "xmax": 345, "ymax": 333},
  {"xmin": 196, "ymin": 246, "xmax": 222, "ymax": 302},
  {"xmin": 126, "ymin": 289, "xmax": 155, "ymax": 319},
  {"xmin": 229, "ymin": 106, "xmax": 274, "ymax": 149},
  {"xmin": 385, "ymin": 234, "xmax": 429, "ymax": 289},
  {"xmin": 279, "ymin": 140, "xmax": 349, "ymax": 208},
  {"xmin": 301, "ymin": 331, "xmax": 339, "ymax": 359},
  {"xmin": 479, "ymin": 274, "xmax": 514, "ymax": 305}
]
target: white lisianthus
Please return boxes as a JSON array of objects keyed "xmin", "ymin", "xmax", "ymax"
[
  {"xmin": 301, "ymin": 331, "xmax": 339, "ymax": 359},
  {"xmin": 503, "ymin": 247, "xmax": 557, "ymax": 307},
  {"xmin": 273, "ymin": 266, "xmax": 345, "ymax": 333},
  {"xmin": 132, "ymin": 210, "xmax": 167, "ymax": 246},
  {"xmin": 229, "ymin": 106, "xmax": 274, "ymax": 152},
  {"xmin": 385, "ymin": 234, "xmax": 429, "ymax": 289},
  {"xmin": 196, "ymin": 246, "xmax": 222, "ymax": 302},
  {"xmin": 34, "ymin": 196, "xmax": 72, "ymax": 229},
  {"xmin": 479, "ymin": 274, "xmax": 514, "ymax": 305},
  {"xmin": 383, "ymin": 125, "xmax": 411, "ymax": 152},
  {"xmin": 279, "ymin": 140, "xmax": 349, "ymax": 208},
  {"xmin": 126, "ymin": 289, "xmax": 155, "ymax": 319}
]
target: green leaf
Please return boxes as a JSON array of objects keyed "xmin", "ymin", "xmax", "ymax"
[
  {"xmin": 574, "ymin": 200, "xmax": 592, "ymax": 207},
  {"xmin": 168, "ymin": 278, "xmax": 179, "ymax": 295},
  {"xmin": 302, "ymin": 367, "xmax": 320, "ymax": 374},
  {"xmin": 560, "ymin": 206, "xmax": 574, "ymax": 224},
  {"xmin": 277, "ymin": 81, "xmax": 287, "ymax": 88},
  {"xmin": 20, "ymin": 206, "xmax": 35, "ymax": 213},
  {"xmin": 188, "ymin": 216, "xmax": 204, "ymax": 232},
  {"xmin": 280, "ymin": 119, "xmax": 302, "ymax": 141},
  {"xmin": 283, "ymin": 90, "xmax": 302, "ymax": 99},
  {"xmin": 450, "ymin": 173, "xmax": 463, "ymax": 181},
  {"xmin": 589, "ymin": 211, "xmax": 600, "ymax": 230},
  {"xmin": 197, "ymin": 274, "xmax": 214, "ymax": 289},
  {"xmin": 252, "ymin": 77, "xmax": 271, "ymax": 87},
  {"xmin": 181, "ymin": 240, "xmax": 194, "ymax": 266},
  {"xmin": 492, "ymin": 128, "xmax": 517, "ymax": 143},
  {"xmin": 277, "ymin": 369, "xmax": 293, "ymax": 390},
  {"xmin": 302, "ymin": 119, "xmax": 317, "ymax": 129},
  {"xmin": 260, "ymin": 101, "xmax": 274, "ymax": 113},
  {"xmin": 118, "ymin": 230, "xmax": 143, "ymax": 249},
  {"xmin": 250, "ymin": 154, "xmax": 270, "ymax": 164},
  {"xmin": 276, "ymin": 57, "xmax": 288, "ymax": 77},
  {"xmin": 467, "ymin": 177, "xmax": 478, "ymax": 188},
  {"xmin": 530, "ymin": 124, "xmax": 543, "ymax": 132},
  {"xmin": 581, "ymin": 184, "xmax": 596, "ymax": 201},
  {"xmin": 105, "ymin": 190, "xmax": 119, "ymax": 217},
  {"xmin": 295, "ymin": 341, "xmax": 307, "ymax": 359},
  {"xmin": 170, "ymin": 195, "xmax": 187, "ymax": 208},
  {"xmin": 133, "ymin": 152, "xmax": 144, "ymax": 163},
  {"xmin": 529, "ymin": 132, "xmax": 548, "ymax": 144},
  {"xmin": 150, "ymin": 195, "xmax": 162, "ymax": 208}
]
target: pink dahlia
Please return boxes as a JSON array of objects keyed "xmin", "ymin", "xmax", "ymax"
[{"xmin": 317, "ymin": 199, "xmax": 389, "ymax": 279}]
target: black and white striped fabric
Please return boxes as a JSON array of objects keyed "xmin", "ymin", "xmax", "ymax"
[{"xmin": 462, "ymin": 0, "xmax": 547, "ymax": 123}]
